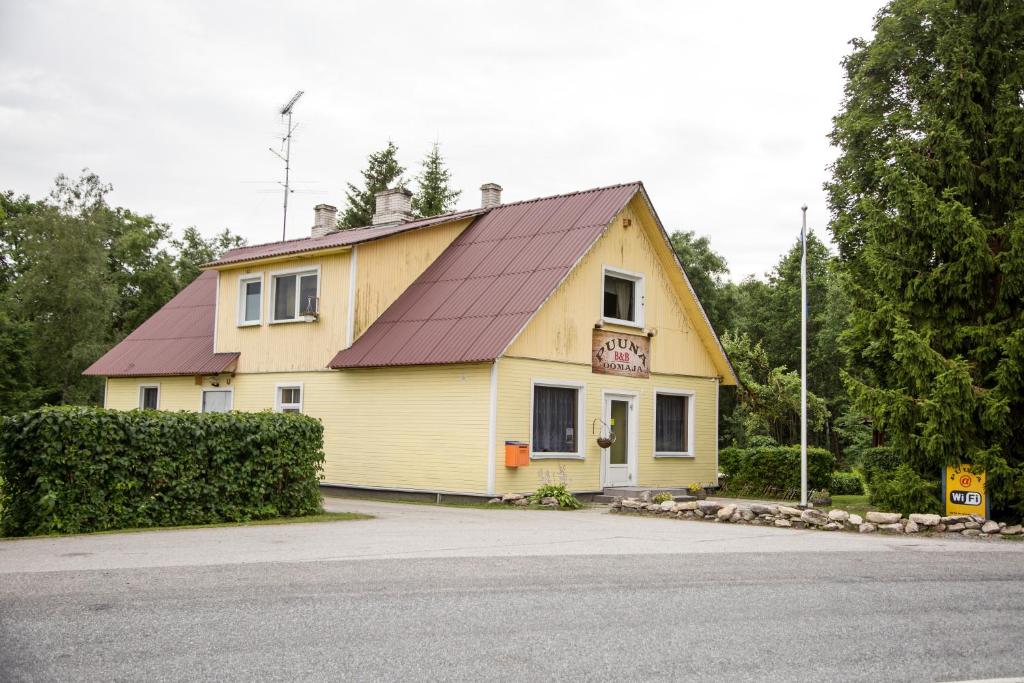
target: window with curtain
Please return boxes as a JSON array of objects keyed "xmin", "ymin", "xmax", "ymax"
[
  {"xmin": 655, "ymin": 393, "xmax": 689, "ymax": 454},
  {"xmin": 603, "ymin": 273, "xmax": 637, "ymax": 322},
  {"xmin": 139, "ymin": 386, "xmax": 159, "ymax": 410},
  {"xmin": 272, "ymin": 271, "xmax": 317, "ymax": 322},
  {"xmin": 239, "ymin": 277, "xmax": 262, "ymax": 324},
  {"xmin": 532, "ymin": 385, "xmax": 578, "ymax": 454}
]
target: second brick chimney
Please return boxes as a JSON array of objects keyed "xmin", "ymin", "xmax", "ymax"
[
  {"xmin": 480, "ymin": 183, "xmax": 502, "ymax": 209},
  {"xmin": 372, "ymin": 187, "xmax": 414, "ymax": 226}
]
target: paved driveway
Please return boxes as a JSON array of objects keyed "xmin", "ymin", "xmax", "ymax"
[
  {"xmin": 2, "ymin": 500, "xmax": 1023, "ymax": 682},
  {"xmin": 1, "ymin": 498, "xmax": 1017, "ymax": 574}
]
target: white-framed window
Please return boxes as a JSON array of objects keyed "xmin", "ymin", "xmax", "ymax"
[
  {"xmin": 139, "ymin": 384, "xmax": 160, "ymax": 410},
  {"xmin": 238, "ymin": 275, "xmax": 263, "ymax": 326},
  {"xmin": 270, "ymin": 267, "xmax": 319, "ymax": 323},
  {"xmin": 275, "ymin": 384, "xmax": 303, "ymax": 413},
  {"xmin": 602, "ymin": 266, "xmax": 645, "ymax": 328},
  {"xmin": 530, "ymin": 380, "xmax": 585, "ymax": 459},
  {"xmin": 653, "ymin": 389, "xmax": 695, "ymax": 457},
  {"xmin": 201, "ymin": 388, "xmax": 233, "ymax": 413}
]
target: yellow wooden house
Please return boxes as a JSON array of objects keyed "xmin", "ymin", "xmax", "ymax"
[{"xmin": 85, "ymin": 182, "xmax": 736, "ymax": 497}]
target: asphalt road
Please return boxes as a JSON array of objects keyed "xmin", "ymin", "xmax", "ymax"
[{"xmin": 2, "ymin": 502, "xmax": 1023, "ymax": 682}]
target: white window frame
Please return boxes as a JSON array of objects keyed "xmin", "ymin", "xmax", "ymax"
[
  {"xmin": 269, "ymin": 265, "xmax": 321, "ymax": 324},
  {"xmin": 237, "ymin": 274, "xmax": 264, "ymax": 326},
  {"xmin": 601, "ymin": 265, "xmax": 645, "ymax": 329},
  {"xmin": 200, "ymin": 387, "xmax": 234, "ymax": 413},
  {"xmin": 653, "ymin": 388, "xmax": 696, "ymax": 458},
  {"xmin": 529, "ymin": 379, "xmax": 586, "ymax": 460},
  {"xmin": 138, "ymin": 383, "xmax": 160, "ymax": 410},
  {"xmin": 275, "ymin": 383, "xmax": 304, "ymax": 413}
]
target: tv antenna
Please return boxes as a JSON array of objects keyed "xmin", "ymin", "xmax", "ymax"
[{"xmin": 270, "ymin": 90, "xmax": 304, "ymax": 241}]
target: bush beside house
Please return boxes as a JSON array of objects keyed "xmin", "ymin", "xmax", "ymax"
[
  {"xmin": 0, "ymin": 406, "xmax": 325, "ymax": 536},
  {"xmin": 719, "ymin": 445, "xmax": 835, "ymax": 493}
]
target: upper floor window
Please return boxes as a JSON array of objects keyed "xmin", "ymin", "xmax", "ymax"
[
  {"xmin": 271, "ymin": 269, "xmax": 318, "ymax": 323},
  {"xmin": 276, "ymin": 385, "xmax": 302, "ymax": 413},
  {"xmin": 238, "ymin": 276, "xmax": 262, "ymax": 326},
  {"xmin": 603, "ymin": 267, "xmax": 644, "ymax": 327}
]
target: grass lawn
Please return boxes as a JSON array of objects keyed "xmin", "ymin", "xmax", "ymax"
[
  {"xmin": 828, "ymin": 494, "xmax": 874, "ymax": 517},
  {"xmin": 0, "ymin": 511, "xmax": 373, "ymax": 541}
]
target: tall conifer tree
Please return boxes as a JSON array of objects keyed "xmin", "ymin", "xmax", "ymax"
[
  {"xmin": 340, "ymin": 141, "xmax": 406, "ymax": 228},
  {"xmin": 411, "ymin": 143, "xmax": 461, "ymax": 218},
  {"xmin": 827, "ymin": 0, "xmax": 1024, "ymax": 515}
]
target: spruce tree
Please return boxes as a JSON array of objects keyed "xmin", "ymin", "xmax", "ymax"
[
  {"xmin": 411, "ymin": 143, "xmax": 461, "ymax": 218},
  {"xmin": 340, "ymin": 141, "xmax": 406, "ymax": 228},
  {"xmin": 827, "ymin": 0, "xmax": 1024, "ymax": 515}
]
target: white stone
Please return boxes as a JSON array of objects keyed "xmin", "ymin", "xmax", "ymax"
[
  {"xmin": 866, "ymin": 511, "xmax": 901, "ymax": 524},
  {"xmin": 859, "ymin": 523, "xmax": 877, "ymax": 533},
  {"xmin": 660, "ymin": 501, "xmax": 675, "ymax": 511},
  {"xmin": 909, "ymin": 513, "xmax": 941, "ymax": 526},
  {"xmin": 962, "ymin": 528, "xmax": 982, "ymax": 537},
  {"xmin": 778, "ymin": 506, "xmax": 803, "ymax": 517},
  {"xmin": 878, "ymin": 523, "xmax": 903, "ymax": 533},
  {"xmin": 849, "ymin": 513, "xmax": 863, "ymax": 526},
  {"xmin": 981, "ymin": 520, "xmax": 1000, "ymax": 534},
  {"xmin": 716, "ymin": 504, "xmax": 737, "ymax": 520},
  {"xmin": 774, "ymin": 518, "xmax": 792, "ymax": 528},
  {"xmin": 801, "ymin": 509, "xmax": 829, "ymax": 526},
  {"xmin": 501, "ymin": 493, "xmax": 524, "ymax": 502},
  {"xmin": 676, "ymin": 501, "xmax": 698, "ymax": 511},
  {"xmin": 904, "ymin": 520, "xmax": 919, "ymax": 534},
  {"xmin": 1000, "ymin": 524, "xmax": 1022, "ymax": 536},
  {"xmin": 946, "ymin": 522, "xmax": 966, "ymax": 532},
  {"xmin": 828, "ymin": 509, "xmax": 850, "ymax": 522},
  {"xmin": 698, "ymin": 501, "xmax": 723, "ymax": 515}
]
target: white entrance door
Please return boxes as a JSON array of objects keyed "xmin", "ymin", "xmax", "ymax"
[{"xmin": 602, "ymin": 393, "xmax": 636, "ymax": 487}]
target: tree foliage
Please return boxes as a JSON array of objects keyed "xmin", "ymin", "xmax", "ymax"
[
  {"xmin": 0, "ymin": 170, "xmax": 243, "ymax": 414},
  {"xmin": 827, "ymin": 0, "xmax": 1024, "ymax": 515},
  {"xmin": 412, "ymin": 142, "xmax": 461, "ymax": 218},
  {"xmin": 340, "ymin": 141, "xmax": 406, "ymax": 228},
  {"xmin": 669, "ymin": 230, "xmax": 735, "ymax": 332}
]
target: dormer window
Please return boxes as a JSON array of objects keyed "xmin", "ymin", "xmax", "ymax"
[
  {"xmin": 238, "ymin": 276, "xmax": 263, "ymax": 326},
  {"xmin": 271, "ymin": 269, "xmax": 319, "ymax": 323},
  {"xmin": 602, "ymin": 267, "xmax": 644, "ymax": 327}
]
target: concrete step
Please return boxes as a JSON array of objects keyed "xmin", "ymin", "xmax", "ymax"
[{"xmin": 600, "ymin": 486, "xmax": 697, "ymax": 503}]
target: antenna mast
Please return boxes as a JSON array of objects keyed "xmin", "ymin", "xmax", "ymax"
[{"xmin": 270, "ymin": 90, "xmax": 304, "ymax": 241}]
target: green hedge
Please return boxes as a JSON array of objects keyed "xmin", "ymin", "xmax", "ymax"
[
  {"xmin": 0, "ymin": 406, "xmax": 325, "ymax": 537},
  {"xmin": 719, "ymin": 445, "xmax": 835, "ymax": 492},
  {"xmin": 830, "ymin": 471, "xmax": 866, "ymax": 495}
]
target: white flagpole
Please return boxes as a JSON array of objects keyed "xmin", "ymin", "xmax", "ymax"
[{"xmin": 800, "ymin": 205, "xmax": 808, "ymax": 507}]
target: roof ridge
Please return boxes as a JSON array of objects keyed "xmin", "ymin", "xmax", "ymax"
[
  {"xmin": 218, "ymin": 207, "xmax": 486, "ymax": 257},
  {"xmin": 490, "ymin": 181, "xmax": 642, "ymax": 211}
]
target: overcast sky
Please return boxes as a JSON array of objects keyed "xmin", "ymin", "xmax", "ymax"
[{"xmin": 0, "ymin": 0, "xmax": 879, "ymax": 280}]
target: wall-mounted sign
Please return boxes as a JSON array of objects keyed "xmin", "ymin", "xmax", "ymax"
[
  {"xmin": 943, "ymin": 464, "xmax": 987, "ymax": 517},
  {"xmin": 592, "ymin": 330, "xmax": 650, "ymax": 379}
]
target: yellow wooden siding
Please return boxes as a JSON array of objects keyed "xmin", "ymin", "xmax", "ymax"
[
  {"xmin": 505, "ymin": 197, "xmax": 730, "ymax": 382},
  {"xmin": 214, "ymin": 252, "xmax": 351, "ymax": 373},
  {"xmin": 107, "ymin": 365, "xmax": 493, "ymax": 495},
  {"xmin": 493, "ymin": 357, "xmax": 719, "ymax": 494},
  {"xmin": 353, "ymin": 219, "xmax": 472, "ymax": 339},
  {"xmin": 106, "ymin": 376, "xmax": 207, "ymax": 411}
]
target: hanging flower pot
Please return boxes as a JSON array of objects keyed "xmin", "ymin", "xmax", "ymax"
[{"xmin": 596, "ymin": 432, "xmax": 616, "ymax": 449}]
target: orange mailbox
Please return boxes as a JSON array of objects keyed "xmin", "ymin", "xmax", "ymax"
[{"xmin": 504, "ymin": 441, "xmax": 530, "ymax": 468}]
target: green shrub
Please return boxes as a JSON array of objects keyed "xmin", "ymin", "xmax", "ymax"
[
  {"xmin": 869, "ymin": 464, "xmax": 941, "ymax": 515},
  {"xmin": 652, "ymin": 491, "xmax": 673, "ymax": 504},
  {"xmin": 0, "ymin": 406, "xmax": 325, "ymax": 537},
  {"xmin": 718, "ymin": 445, "xmax": 834, "ymax": 493},
  {"xmin": 530, "ymin": 483, "xmax": 583, "ymax": 510},
  {"xmin": 830, "ymin": 471, "xmax": 865, "ymax": 495},
  {"xmin": 861, "ymin": 447, "xmax": 902, "ymax": 486}
]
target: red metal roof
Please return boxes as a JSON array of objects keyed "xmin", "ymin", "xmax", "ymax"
[
  {"xmin": 83, "ymin": 271, "xmax": 239, "ymax": 377},
  {"xmin": 329, "ymin": 182, "xmax": 641, "ymax": 369},
  {"xmin": 207, "ymin": 209, "xmax": 486, "ymax": 268}
]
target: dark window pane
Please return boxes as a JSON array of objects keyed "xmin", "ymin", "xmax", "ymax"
[
  {"xmin": 274, "ymin": 275, "xmax": 296, "ymax": 320},
  {"xmin": 244, "ymin": 280, "xmax": 261, "ymax": 321},
  {"xmin": 603, "ymin": 274, "xmax": 635, "ymax": 320},
  {"xmin": 141, "ymin": 387, "xmax": 158, "ymax": 410},
  {"xmin": 656, "ymin": 394, "xmax": 687, "ymax": 452},
  {"xmin": 299, "ymin": 274, "xmax": 318, "ymax": 314},
  {"xmin": 532, "ymin": 386, "xmax": 577, "ymax": 453}
]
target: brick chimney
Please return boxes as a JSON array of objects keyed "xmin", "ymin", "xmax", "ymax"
[
  {"xmin": 311, "ymin": 204, "xmax": 338, "ymax": 238},
  {"xmin": 372, "ymin": 187, "xmax": 414, "ymax": 226},
  {"xmin": 480, "ymin": 183, "xmax": 502, "ymax": 209}
]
